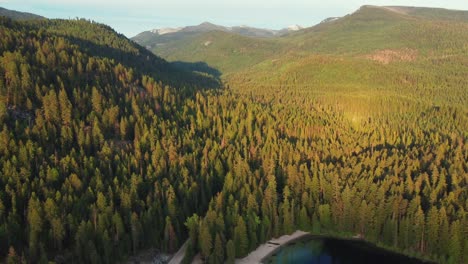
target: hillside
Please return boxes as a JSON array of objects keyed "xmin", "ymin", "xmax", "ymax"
[
  {"xmin": 380, "ymin": 6, "xmax": 468, "ymax": 22},
  {"xmin": 0, "ymin": 16, "xmax": 219, "ymax": 263},
  {"xmin": 139, "ymin": 5, "xmax": 468, "ymax": 74},
  {"xmin": 0, "ymin": 7, "xmax": 45, "ymax": 20},
  {"xmin": 131, "ymin": 22, "xmax": 304, "ymax": 72},
  {"xmin": 286, "ymin": 5, "xmax": 468, "ymax": 55},
  {"xmin": 149, "ymin": 30, "xmax": 288, "ymax": 73},
  {"xmin": 130, "ymin": 7, "xmax": 468, "ymax": 264}
]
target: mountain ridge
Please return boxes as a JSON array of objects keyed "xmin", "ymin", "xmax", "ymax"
[
  {"xmin": 0, "ymin": 6, "xmax": 45, "ymax": 20},
  {"xmin": 140, "ymin": 5, "xmax": 468, "ymax": 74},
  {"xmin": 142, "ymin": 21, "xmax": 303, "ymax": 37},
  {"xmin": 365, "ymin": 5, "xmax": 468, "ymax": 20},
  {"xmin": 132, "ymin": 21, "xmax": 304, "ymax": 49}
]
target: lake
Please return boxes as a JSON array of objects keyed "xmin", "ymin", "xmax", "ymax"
[{"xmin": 262, "ymin": 236, "xmax": 430, "ymax": 264}]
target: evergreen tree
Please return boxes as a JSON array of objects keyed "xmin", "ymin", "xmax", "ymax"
[
  {"xmin": 199, "ymin": 223, "xmax": 212, "ymax": 258},
  {"xmin": 226, "ymin": 240, "xmax": 235, "ymax": 264},
  {"xmin": 214, "ymin": 234, "xmax": 224, "ymax": 263},
  {"xmin": 234, "ymin": 216, "xmax": 248, "ymax": 258}
]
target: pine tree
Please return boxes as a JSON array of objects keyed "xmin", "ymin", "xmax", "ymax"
[
  {"xmin": 438, "ymin": 207, "xmax": 449, "ymax": 256},
  {"xmin": 214, "ymin": 234, "xmax": 224, "ymax": 263},
  {"xmin": 281, "ymin": 186, "xmax": 293, "ymax": 234},
  {"xmin": 27, "ymin": 196, "xmax": 43, "ymax": 261},
  {"xmin": 131, "ymin": 212, "xmax": 141, "ymax": 254},
  {"xmin": 318, "ymin": 204, "xmax": 331, "ymax": 230},
  {"xmin": 51, "ymin": 217, "xmax": 65, "ymax": 250},
  {"xmin": 58, "ymin": 88, "xmax": 72, "ymax": 126},
  {"xmin": 226, "ymin": 240, "xmax": 235, "ymax": 264},
  {"xmin": 0, "ymin": 99, "xmax": 6, "ymax": 124},
  {"xmin": 199, "ymin": 222, "xmax": 212, "ymax": 258},
  {"xmin": 185, "ymin": 214, "xmax": 200, "ymax": 249},
  {"xmin": 414, "ymin": 207, "xmax": 425, "ymax": 253},
  {"xmin": 426, "ymin": 207, "xmax": 439, "ymax": 253},
  {"xmin": 43, "ymin": 89, "xmax": 59, "ymax": 123},
  {"xmin": 91, "ymin": 86, "xmax": 102, "ymax": 114},
  {"xmin": 234, "ymin": 216, "xmax": 248, "ymax": 258},
  {"xmin": 447, "ymin": 221, "xmax": 461, "ymax": 264},
  {"xmin": 299, "ymin": 206, "xmax": 309, "ymax": 230}
]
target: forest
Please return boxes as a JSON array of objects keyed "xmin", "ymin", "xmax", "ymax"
[{"xmin": 0, "ymin": 6, "xmax": 467, "ymax": 264}]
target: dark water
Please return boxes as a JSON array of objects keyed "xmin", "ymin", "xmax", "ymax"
[{"xmin": 263, "ymin": 236, "xmax": 429, "ymax": 264}]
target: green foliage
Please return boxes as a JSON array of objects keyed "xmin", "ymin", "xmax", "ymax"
[
  {"xmin": 145, "ymin": 6, "xmax": 468, "ymax": 76},
  {"xmin": 0, "ymin": 16, "xmax": 217, "ymax": 262},
  {"xmin": 0, "ymin": 6, "xmax": 467, "ymax": 264},
  {"xmin": 199, "ymin": 223, "xmax": 212, "ymax": 258},
  {"xmin": 234, "ymin": 217, "xmax": 248, "ymax": 258},
  {"xmin": 226, "ymin": 240, "xmax": 235, "ymax": 264},
  {"xmin": 214, "ymin": 234, "xmax": 224, "ymax": 263},
  {"xmin": 152, "ymin": 30, "xmax": 285, "ymax": 73},
  {"xmin": 184, "ymin": 214, "xmax": 200, "ymax": 249}
]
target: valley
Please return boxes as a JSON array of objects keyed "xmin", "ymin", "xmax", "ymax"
[{"xmin": 0, "ymin": 4, "xmax": 467, "ymax": 264}]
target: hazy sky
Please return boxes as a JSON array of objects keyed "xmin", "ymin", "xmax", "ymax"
[{"xmin": 1, "ymin": 0, "xmax": 467, "ymax": 37}]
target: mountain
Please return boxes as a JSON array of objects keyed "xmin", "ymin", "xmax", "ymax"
[
  {"xmin": 225, "ymin": 5, "xmax": 468, "ymax": 107},
  {"xmin": 131, "ymin": 22, "xmax": 303, "ymax": 72},
  {"xmin": 142, "ymin": 5, "xmax": 467, "ymax": 74},
  {"xmin": 182, "ymin": 22, "xmax": 228, "ymax": 33},
  {"xmin": 372, "ymin": 5, "xmax": 468, "ymax": 22},
  {"xmin": 151, "ymin": 27, "xmax": 183, "ymax": 35},
  {"xmin": 132, "ymin": 22, "xmax": 304, "ymax": 49},
  {"xmin": 138, "ymin": 21, "xmax": 304, "ymax": 38},
  {"xmin": 286, "ymin": 5, "xmax": 468, "ymax": 54},
  {"xmin": 0, "ymin": 6, "xmax": 45, "ymax": 20},
  {"xmin": 142, "ymin": 30, "xmax": 287, "ymax": 73}
]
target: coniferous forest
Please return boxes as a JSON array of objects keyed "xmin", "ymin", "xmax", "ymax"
[{"xmin": 0, "ymin": 5, "xmax": 467, "ymax": 264}]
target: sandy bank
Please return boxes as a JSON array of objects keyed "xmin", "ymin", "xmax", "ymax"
[
  {"xmin": 235, "ymin": 230, "xmax": 310, "ymax": 264},
  {"xmin": 168, "ymin": 239, "xmax": 189, "ymax": 264}
]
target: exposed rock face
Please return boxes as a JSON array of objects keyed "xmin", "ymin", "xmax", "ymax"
[{"xmin": 365, "ymin": 48, "xmax": 418, "ymax": 64}]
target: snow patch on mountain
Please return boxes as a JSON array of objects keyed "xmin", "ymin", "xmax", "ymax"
[
  {"xmin": 320, "ymin": 17, "xmax": 341, "ymax": 24},
  {"xmin": 287, "ymin": 25, "xmax": 303, "ymax": 31},
  {"xmin": 147, "ymin": 23, "xmax": 307, "ymax": 38},
  {"xmin": 151, "ymin": 27, "xmax": 183, "ymax": 35}
]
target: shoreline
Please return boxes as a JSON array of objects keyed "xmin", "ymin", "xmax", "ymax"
[
  {"xmin": 168, "ymin": 239, "xmax": 189, "ymax": 264},
  {"xmin": 237, "ymin": 230, "xmax": 436, "ymax": 264},
  {"xmin": 235, "ymin": 230, "xmax": 310, "ymax": 264}
]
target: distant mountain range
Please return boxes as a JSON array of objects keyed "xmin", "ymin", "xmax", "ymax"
[
  {"xmin": 134, "ymin": 5, "xmax": 468, "ymax": 74},
  {"xmin": 0, "ymin": 6, "xmax": 45, "ymax": 20},
  {"xmin": 132, "ymin": 22, "xmax": 306, "ymax": 49},
  {"xmin": 148, "ymin": 22, "xmax": 303, "ymax": 37}
]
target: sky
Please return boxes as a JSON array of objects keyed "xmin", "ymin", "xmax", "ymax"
[{"xmin": 1, "ymin": 0, "xmax": 467, "ymax": 37}]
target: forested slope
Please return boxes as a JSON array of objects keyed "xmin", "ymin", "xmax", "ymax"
[
  {"xmin": 0, "ymin": 16, "xmax": 219, "ymax": 262},
  {"xmin": 139, "ymin": 5, "xmax": 468, "ymax": 264},
  {"xmin": 150, "ymin": 30, "xmax": 287, "ymax": 73},
  {"xmin": 286, "ymin": 6, "xmax": 468, "ymax": 56},
  {"xmin": 0, "ymin": 7, "xmax": 45, "ymax": 21},
  {"xmin": 145, "ymin": 5, "xmax": 468, "ymax": 74}
]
